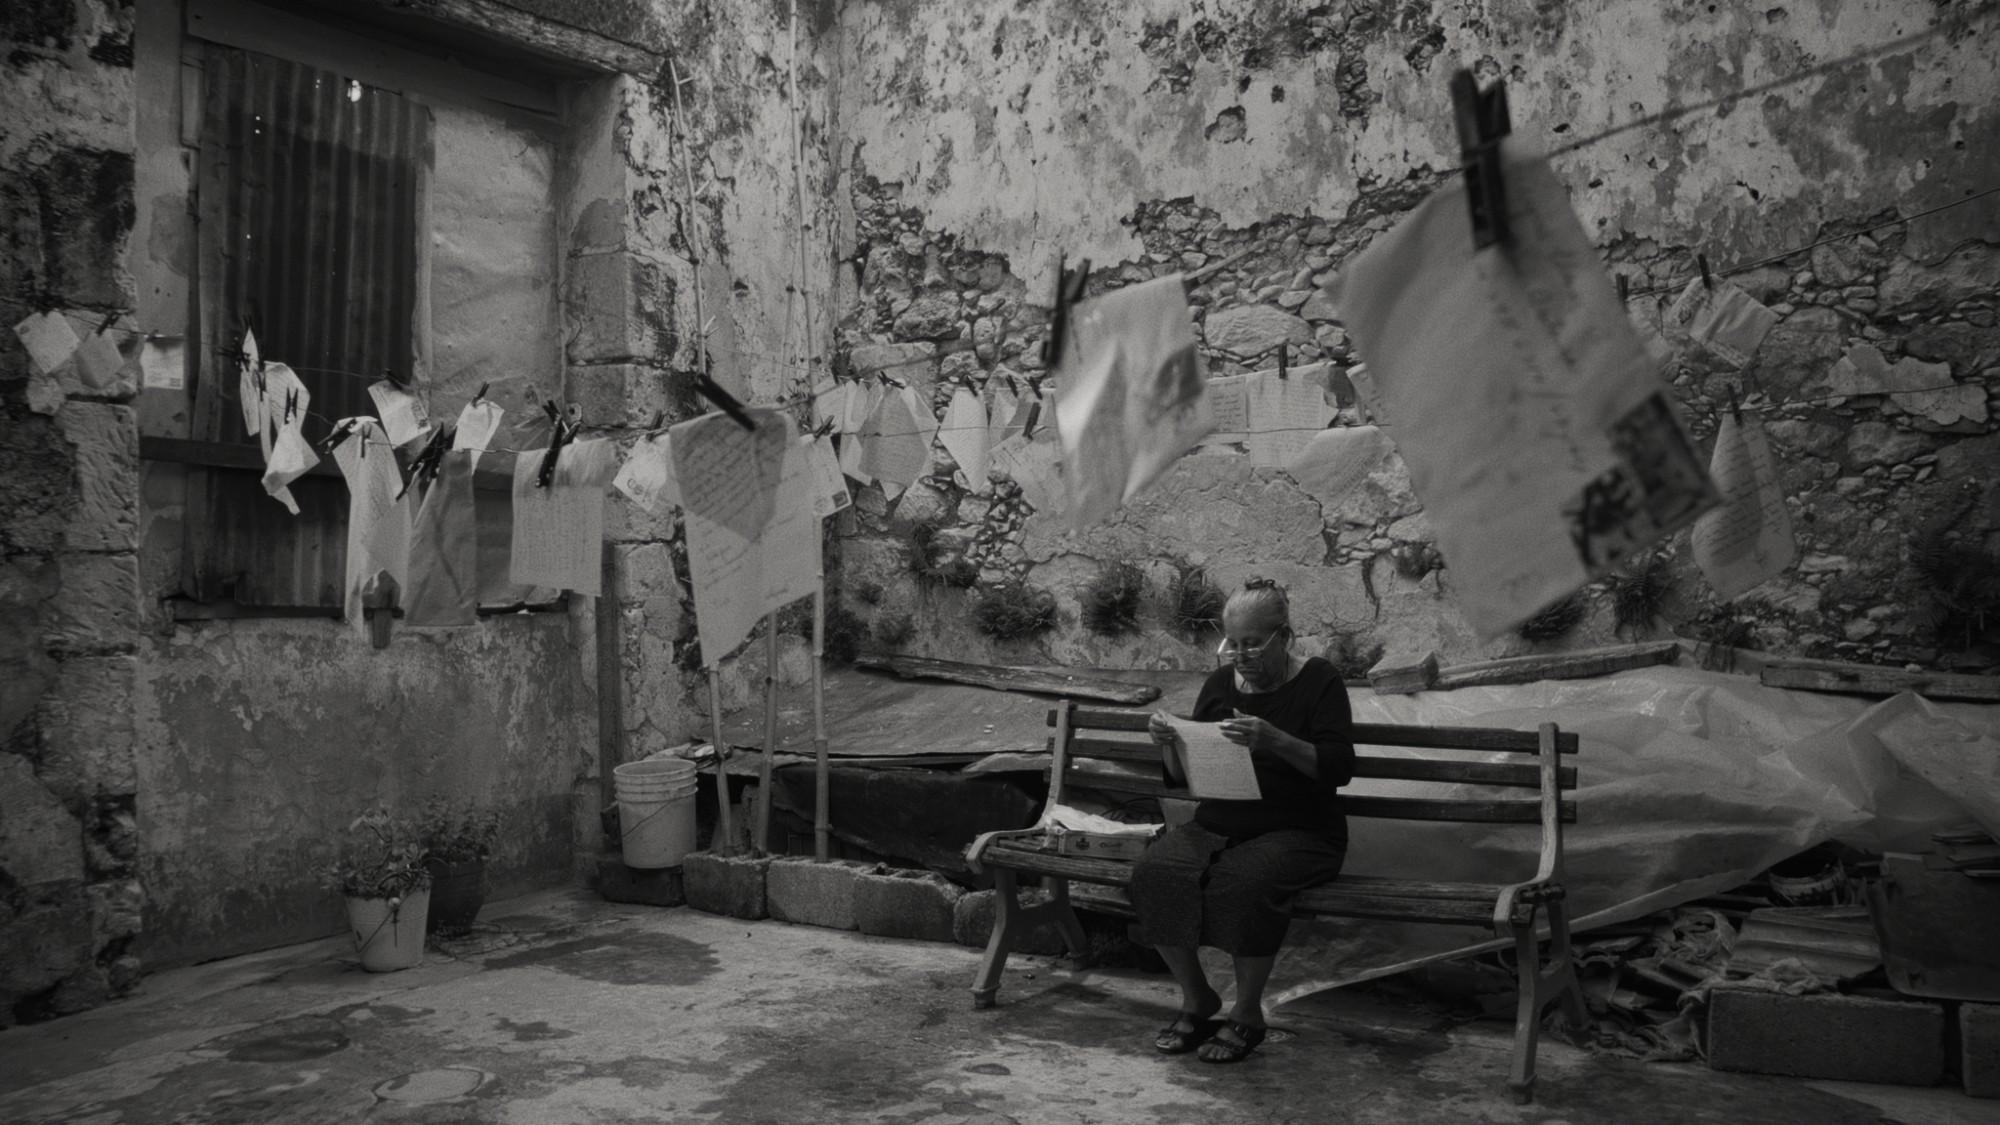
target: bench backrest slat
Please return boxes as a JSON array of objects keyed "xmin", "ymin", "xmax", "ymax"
[
  {"xmin": 1052, "ymin": 706, "xmax": 1579, "ymax": 754},
  {"xmin": 1045, "ymin": 703, "xmax": 1579, "ymax": 824}
]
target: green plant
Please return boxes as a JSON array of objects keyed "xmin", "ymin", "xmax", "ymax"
[
  {"xmin": 1325, "ymin": 633, "xmax": 1385, "ymax": 680},
  {"xmin": 851, "ymin": 579, "xmax": 884, "ymax": 606},
  {"xmin": 874, "ymin": 612, "xmax": 915, "ymax": 648},
  {"xmin": 1169, "ymin": 565, "xmax": 1226, "ymax": 638},
  {"xmin": 1604, "ymin": 555, "xmax": 1673, "ymax": 637},
  {"xmin": 321, "ymin": 806, "xmax": 431, "ymax": 900},
  {"xmin": 1517, "ymin": 592, "xmax": 1587, "ymax": 643},
  {"xmin": 974, "ymin": 581, "xmax": 1058, "ymax": 640},
  {"xmin": 1908, "ymin": 527, "xmax": 2000, "ymax": 652},
  {"xmin": 418, "ymin": 797, "xmax": 499, "ymax": 865},
  {"xmin": 821, "ymin": 600, "xmax": 867, "ymax": 664},
  {"xmin": 911, "ymin": 521, "xmax": 980, "ymax": 588},
  {"xmin": 1081, "ymin": 562, "xmax": 1146, "ymax": 636}
]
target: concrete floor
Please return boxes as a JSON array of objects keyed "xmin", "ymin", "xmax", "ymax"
[{"xmin": 0, "ymin": 890, "xmax": 1988, "ymax": 1125}]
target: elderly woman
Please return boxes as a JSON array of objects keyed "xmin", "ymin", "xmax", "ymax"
[{"xmin": 1134, "ymin": 577, "xmax": 1355, "ymax": 1063}]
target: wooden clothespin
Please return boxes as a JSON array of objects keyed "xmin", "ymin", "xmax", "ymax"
[
  {"xmin": 1041, "ymin": 254, "xmax": 1092, "ymax": 370},
  {"xmin": 1449, "ymin": 69, "xmax": 1512, "ymax": 250},
  {"xmin": 810, "ymin": 416, "xmax": 836, "ymax": 440},
  {"xmin": 693, "ymin": 375, "xmax": 756, "ymax": 432},
  {"xmin": 1617, "ymin": 274, "xmax": 1630, "ymax": 303},
  {"xmin": 1277, "ymin": 343, "xmax": 1289, "ymax": 380},
  {"xmin": 536, "ymin": 400, "xmax": 574, "ymax": 487},
  {"xmin": 1020, "ymin": 400, "xmax": 1042, "ymax": 441},
  {"xmin": 831, "ymin": 348, "xmax": 852, "ymax": 383},
  {"xmin": 648, "ymin": 409, "xmax": 668, "ymax": 436},
  {"xmin": 284, "ymin": 386, "xmax": 300, "ymax": 423},
  {"xmin": 361, "ymin": 572, "xmax": 401, "ymax": 649},
  {"xmin": 96, "ymin": 308, "xmax": 125, "ymax": 335},
  {"xmin": 472, "ymin": 382, "xmax": 489, "ymax": 406},
  {"xmin": 1697, "ymin": 255, "xmax": 1714, "ymax": 291},
  {"xmin": 1726, "ymin": 385, "xmax": 1743, "ymax": 420},
  {"xmin": 320, "ymin": 417, "xmax": 359, "ymax": 456},
  {"xmin": 396, "ymin": 424, "xmax": 454, "ymax": 500},
  {"xmin": 383, "ymin": 367, "xmax": 409, "ymax": 390}
]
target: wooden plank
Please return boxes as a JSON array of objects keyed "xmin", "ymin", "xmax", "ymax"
[
  {"xmin": 1367, "ymin": 649, "xmax": 1439, "ymax": 695},
  {"xmin": 1068, "ymin": 736, "xmax": 1158, "ymax": 764},
  {"xmin": 1059, "ymin": 708, "xmax": 1580, "ymax": 754},
  {"xmin": 982, "ymin": 844, "xmax": 1134, "ymax": 886},
  {"xmin": 1430, "ymin": 641, "xmax": 1680, "ymax": 691},
  {"xmin": 1292, "ymin": 890, "xmax": 1494, "ymax": 925},
  {"xmin": 357, "ymin": 0, "xmax": 663, "ymax": 74},
  {"xmin": 1354, "ymin": 722, "xmax": 1579, "ymax": 755},
  {"xmin": 1343, "ymin": 796, "xmax": 1575, "ymax": 824},
  {"xmin": 1326, "ymin": 874, "xmax": 1507, "ymax": 901},
  {"xmin": 142, "ymin": 435, "xmax": 343, "ymax": 479},
  {"xmin": 1760, "ymin": 662, "xmax": 2000, "ymax": 703},
  {"xmin": 1066, "ymin": 770, "xmax": 1176, "ymax": 801},
  {"xmin": 855, "ymin": 655, "xmax": 1163, "ymax": 704},
  {"xmin": 1350, "ymin": 757, "xmax": 1577, "ymax": 790}
]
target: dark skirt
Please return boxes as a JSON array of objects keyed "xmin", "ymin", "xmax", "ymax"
[{"xmin": 1130, "ymin": 822, "xmax": 1347, "ymax": 958}]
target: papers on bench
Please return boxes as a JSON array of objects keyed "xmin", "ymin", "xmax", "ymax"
[
  {"xmin": 1039, "ymin": 803, "xmax": 1161, "ymax": 835},
  {"xmin": 1163, "ymin": 716, "xmax": 1262, "ymax": 801}
]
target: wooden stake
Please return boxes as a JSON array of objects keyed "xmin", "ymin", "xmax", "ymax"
[
  {"xmin": 707, "ymin": 668, "xmax": 734, "ymax": 856},
  {"xmin": 756, "ymin": 613, "xmax": 780, "ymax": 856},
  {"xmin": 812, "ymin": 585, "xmax": 830, "ymax": 862}
]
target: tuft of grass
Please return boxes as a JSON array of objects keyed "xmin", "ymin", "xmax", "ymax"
[
  {"xmin": 1517, "ymin": 592, "xmax": 1588, "ymax": 643},
  {"xmin": 1908, "ymin": 526, "xmax": 2000, "ymax": 652},
  {"xmin": 1169, "ymin": 566, "xmax": 1226, "ymax": 639},
  {"xmin": 851, "ymin": 579, "xmax": 884, "ymax": 606},
  {"xmin": 1604, "ymin": 555, "xmax": 1674, "ymax": 637},
  {"xmin": 974, "ymin": 581, "xmax": 1059, "ymax": 641},
  {"xmin": 1325, "ymin": 634, "xmax": 1385, "ymax": 680},
  {"xmin": 1081, "ymin": 562, "xmax": 1146, "ymax": 636},
  {"xmin": 874, "ymin": 612, "xmax": 915, "ymax": 649},
  {"xmin": 911, "ymin": 522, "xmax": 981, "ymax": 588}
]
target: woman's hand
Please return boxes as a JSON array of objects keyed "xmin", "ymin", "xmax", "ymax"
[
  {"xmin": 1219, "ymin": 714, "xmax": 1289, "ymax": 754},
  {"xmin": 1148, "ymin": 710, "xmax": 1178, "ymax": 748}
]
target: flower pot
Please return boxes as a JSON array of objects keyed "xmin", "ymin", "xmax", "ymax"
[
  {"xmin": 345, "ymin": 889, "xmax": 430, "ymax": 972},
  {"xmin": 425, "ymin": 857, "xmax": 486, "ymax": 935}
]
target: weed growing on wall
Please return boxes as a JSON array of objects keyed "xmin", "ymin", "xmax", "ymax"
[
  {"xmin": 1604, "ymin": 555, "xmax": 1674, "ymax": 637},
  {"xmin": 874, "ymin": 612, "xmax": 915, "ymax": 649},
  {"xmin": 1081, "ymin": 562, "xmax": 1146, "ymax": 636},
  {"xmin": 1517, "ymin": 592, "xmax": 1588, "ymax": 644},
  {"xmin": 974, "ymin": 581, "xmax": 1058, "ymax": 641},
  {"xmin": 1169, "ymin": 566, "xmax": 1226, "ymax": 640},
  {"xmin": 1324, "ymin": 634, "xmax": 1386, "ymax": 680},
  {"xmin": 1908, "ymin": 528, "xmax": 2000, "ymax": 652}
]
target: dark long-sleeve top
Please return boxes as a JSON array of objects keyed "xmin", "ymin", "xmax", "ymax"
[{"xmin": 1187, "ymin": 657, "xmax": 1355, "ymax": 841}]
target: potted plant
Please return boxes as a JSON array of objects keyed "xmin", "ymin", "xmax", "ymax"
[
  {"xmin": 418, "ymin": 797, "xmax": 499, "ymax": 936},
  {"xmin": 321, "ymin": 806, "xmax": 431, "ymax": 972}
]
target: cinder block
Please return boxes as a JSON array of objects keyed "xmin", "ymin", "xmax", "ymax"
[
  {"xmin": 1964, "ymin": 1003, "xmax": 2000, "ymax": 1099},
  {"xmin": 767, "ymin": 858, "xmax": 871, "ymax": 931},
  {"xmin": 681, "ymin": 851, "xmax": 770, "ymax": 920},
  {"xmin": 1707, "ymin": 989, "xmax": 1945, "ymax": 1086},
  {"xmin": 596, "ymin": 854, "xmax": 685, "ymax": 908},
  {"xmin": 951, "ymin": 889, "xmax": 1067, "ymax": 955},
  {"xmin": 853, "ymin": 868, "xmax": 962, "ymax": 943}
]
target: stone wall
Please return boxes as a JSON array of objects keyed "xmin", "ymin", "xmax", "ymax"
[
  {"xmin": 824, "ymin": 0, "xmax": 2000, "ymax": 674},
  {"xmin": 0, "ymin": 0, "xmax": 836, "ymax": 1023}
]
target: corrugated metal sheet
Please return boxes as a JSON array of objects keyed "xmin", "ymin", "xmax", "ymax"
[{"xmin": 187, "ymin": 45, "xmax": 430, "ymax": 606}]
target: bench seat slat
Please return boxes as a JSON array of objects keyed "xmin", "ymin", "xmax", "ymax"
[
  {"xmin": 1291, "ymin": 890, "xmax": 1495, "ymax": 925},
  {"xmin": 1052, "ymin": 708, "xmax": 1580, "ymax": 755},
  {"xmin": 1064, "ymin": 745, "xmax": 1577, "ymax": 791},
  {"xmin": 1344, "ymin": 795, "xmax": 1576, "ymax": 824}
]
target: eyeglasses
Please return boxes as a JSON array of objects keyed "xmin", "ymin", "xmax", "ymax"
[{"xmin": 1215, "ymin": 631, "xmax": 1286, "ymax": 658}]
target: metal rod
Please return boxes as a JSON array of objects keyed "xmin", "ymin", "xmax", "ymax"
[
  {"xmin": 812, "ymin": 584, "xmax": 829, "ymax": 862},
  {"xmin": 756, "ymin": 614, "xmax": 780, "ymax": 856},
  {"xmin": 707, "ymin": 668, "xmax": 734, "ymax": 856}
]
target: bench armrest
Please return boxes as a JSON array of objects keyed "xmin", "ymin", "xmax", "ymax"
[
  {"xmin": 1492, "ymin": 722, "xmax": 1567, "ymax": 931},
  {"xmin": 965, "ymin": 827, "xmax": 1049, "ymax": 874}
]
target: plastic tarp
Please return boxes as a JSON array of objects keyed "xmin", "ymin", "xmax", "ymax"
[{"xmin": 1259, "ymin": 665, "xmax": 2000, "ymax": 1006}]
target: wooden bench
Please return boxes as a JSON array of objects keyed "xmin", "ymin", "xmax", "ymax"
[{"xmin": 964, "ymin": 700, "xmax": 1587, "ymax": 1104}]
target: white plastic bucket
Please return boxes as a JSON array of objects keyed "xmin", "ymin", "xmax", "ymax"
[{"xmin": 615, "ymin": 760, "xmax": 699, "ymax": 868}]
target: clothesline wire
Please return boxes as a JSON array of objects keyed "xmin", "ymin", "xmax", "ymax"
[
  {"xmin": 1544, "ymin": 5, "xmax": 1997, "ymax": 163},
  {"xmin": 1620, "ymin": 184, "xmax": 2000, "ymax": 302}
]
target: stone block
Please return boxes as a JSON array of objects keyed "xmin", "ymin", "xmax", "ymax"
[
  {"xmin": 563, "ymin": 253, "xmax": 680, "ymax": 367},
  {"xmin": 616, "ymin": 542, "xmax": 677, "ymax": 604},
  {"xmin": 1965, "ymin": 1003, "xmax": 2000, "ymax": 1099},
  {"xmin": 32, "ymin": 149, "xmax": 138, "ymax": 309},
  {"xmin": 1023, "ymin": 454, "xmax": 1325, "ymax": 567},
  {"xmin": 56, "ymin": 402, "xmax": 137, "ymax": 551},
  {"xmin": 681, "ymin": 851, "xmax": 770, "ymax": 920},
  {"xmin": 1203, "ymin": 304, "xmax": 1312, "ymax": 357},
  {"xmin": 850, "ymin": 341, "xmax": 937, "ymax": 386},
  {"xmin": 596, "ymin": 853, "xmax": 685, "ymax": 908},
  {"xmin": 853, "ymin": 868, "xmax": 962, "ymax": 943},
  {"xmin": 1367, "ymin": 650, "xmax": 1439, "ymax": 695},
  {"xmin": 87, "ymin": 876, "xmax": 144, "ymax": 946},
  {"xmin": 46, "ymin": 552, "xmax": 139, "ymax": 653},
  {"xmin": 1706, "ymin": 990, "xmax": 1945, "ymax": 1086},
  {"xmin": 766, "ymin": 857, "xmax": 873, "ymax": 930},
  {"xmin": 893, "ymin": 294, "xmax": 963, "ymax": 341},
  {"xmin": 0, "ymin": 754, "xmax": 86, "ymax": 887},
  {"xmin": 951, "ymin": 888, "xmax": 1067, "ymax": 954},
  {"xmin": 37, "ymin": 655, "xmax": 138, "ymax": 799}
]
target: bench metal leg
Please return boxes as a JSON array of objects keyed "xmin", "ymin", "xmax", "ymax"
[
  {"xmin": 970, "ymin": 870, "xmax": 1088, "ymax": 1009},
  {"xmin": 1504, "ymin": 898, "xmax": 1588, "ymax": 1105}
]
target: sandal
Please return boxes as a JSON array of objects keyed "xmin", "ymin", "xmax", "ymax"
[
  {"xmin": 1154, "ymin": 1015, "xmax": 1220, "ymax": 1055},
  {"xmin": 1196, "ymin": 1020, "xmax": 1267, "ymax": 1064}
]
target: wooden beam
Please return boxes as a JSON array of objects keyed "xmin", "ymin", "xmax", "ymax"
[
  {"xmin": 351, "ymin": 0, "xmax": 664, "ymax": 74},
  {"xmin": 1430, "ymin": 641, "xmax": 1680, "ymax": 691},
  {"xmin": 1367, "ymin": 649, "xmax": 1440, "ymax": 695},
  {"xmin": 1760, "ymin": 661, "xmax": 2000, "ymax": 703},
  {"xmin": 852, "ymin": 655, "xmax": 1163, "ymax": 705}
]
